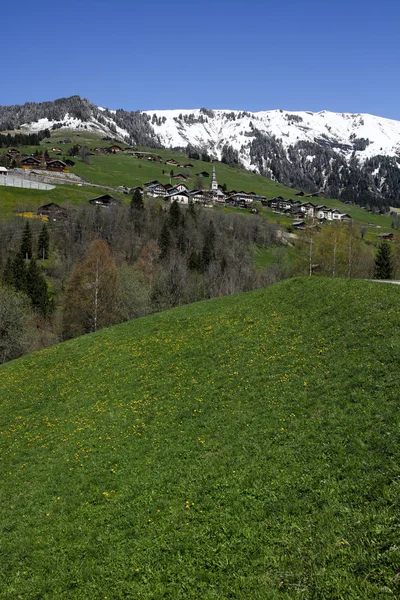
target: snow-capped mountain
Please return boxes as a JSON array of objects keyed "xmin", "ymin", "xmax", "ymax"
[{"xmin": 2, "ymin": 96, "xmax": 400, "ymax": 208}]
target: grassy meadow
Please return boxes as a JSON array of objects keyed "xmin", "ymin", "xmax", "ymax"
[{"xmin": 1, "ymin": 277, "xmax": 400, "ymax": 599}]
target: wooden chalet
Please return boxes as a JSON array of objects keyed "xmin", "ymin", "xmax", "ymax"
[
  {"xmin": 172, "ymin": 173, "xmax": 187, "ymax": 180},
  {"xmin": 377, "ymin": 232, "xmax": 395, "ymax": 241},
  {"xmin": 169, "ymin": 183, "xmax": 188, "ymax": 193},
  {"xmin": 109, "ymin": 145, "xmax": 122, "ymax": 152},
  {"xmin": 146, "ymin": 182, "xmax": 168, "ymax": 197},
  {"xmin": 46, "ymin": 159, "xmax": 66, "ymax": 171},
  {"xmin": 166, "ymin": 159, "xmax": 179, "ymax": 166},
  {"xmin": 52, "ymin": 147, "xmax": 62, "ymax": 152},
  {"xmin": 65, "ymin": 159, "xmax": 75, "ymax": 167},
  {"xmin": 190, "ymin": 190, "xmax": 208, "ymax": 204},
  {"xmin": 37, "ymin": 203, "xmax": 68, "ymax": 221},
  {"xmin": 7, "ymin": 148, "xmax": 19, "ymax": 156},
  {"xmin": 196, "ymin": 171, "xmax": 210, "ymax": 177},
  {"xmin": 88, "ymin": 194, "xmax": 119, "ymax": 207},
  {"xmin": 21, "ymin": 156, "xmax": 41, "ymax": 168},
  {"xmin": 129, "ymin": 186, "xmax": 144, "ymax": 195},
  {"xmin": 184, "ymin": 163, "xmax": 193, "ymax": 168},
  {"xmin": 299, "ymin": 202, "xmax": 316, "ymax": 218},
  {"xmin": 293, "ymin": 220, "xmax": 306, "ymax": 230}
]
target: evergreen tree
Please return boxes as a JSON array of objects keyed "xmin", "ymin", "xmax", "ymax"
[
  {"xmin": 129, "ymin": 189, "xmax": 145, "ymax": 232},
  {"xmin": 202, "ymin": 220, "xmax": 216, "ymax": 268},
  {"xmin": 130, "ymin": 189, "xmax": 144, "ymax": 212},
  {"xmin": 37, "ymin": 223, "xmax": 50, "ymax": 260},
  {"xmin": 2, "ymin": 257, "xmax": 14, "ymax": 287},
  {"xmin": 26, "ymin": 259, "xmax": 54, "ymax": 317},
  {"xmin": 12, "ymin": 252, "xmax": 27, "ymax": 292},
  {"xmin": 187, "ymin": 200, "xmax": 197, "ymax": 221},
  {"xmin": 374, "ymin": 241, "xmax": 393, "ymax": 279},
  {"xmin": 20, "ymin": 221, "xmax": 33, "ymax": 260},
  {"xmin": 169, "ymin": 200, "xmax": 181, "ymax": 229},
  {"xmin": 159, "ymin": 222, "xmax": 171, "ymax": 260}
]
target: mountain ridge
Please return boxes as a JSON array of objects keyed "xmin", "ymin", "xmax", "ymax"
[{"xmin": 1, "ymin": 95, "xmax": 400, "ymax": 208}]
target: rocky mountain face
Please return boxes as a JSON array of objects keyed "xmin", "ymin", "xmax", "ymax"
[{"xmin": 2, "ymin": 96, "xmax": 400, "ymax": 209}]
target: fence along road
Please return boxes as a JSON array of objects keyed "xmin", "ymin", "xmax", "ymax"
[{"xmin": 0, "ymin": 176, "xmax": 55, "ymax": 191}]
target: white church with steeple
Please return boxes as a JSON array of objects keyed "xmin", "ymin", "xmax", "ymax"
[
  {"xmin": 209, "ymin": 165, "xmax": 225, "ymax": 203},
  {"xmin": 210, "ymin": 165, "xmax": 218, "ymax": 194}
]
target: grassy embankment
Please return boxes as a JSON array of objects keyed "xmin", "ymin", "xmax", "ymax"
[{"xmin": 1, "ymin": 277, "xmax": 400, "ymax": 599}]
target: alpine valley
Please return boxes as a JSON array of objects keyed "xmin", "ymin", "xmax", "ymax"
[{"xmin": 2, "ymin": 95, "xmax": 400, "ymax": 210}]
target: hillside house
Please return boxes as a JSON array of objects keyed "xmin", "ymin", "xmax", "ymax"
[
  {"xmin": 316, "ymin": 206, "xmax": 333, "ymax": 220},
  {"xmin": 88, "ymin": 194, "xmax": 119, "ymax": 207},
  {"xmin": 52, "ymin": 147, "xmax": 62, "ymax": 152},
  {"xmin": 332, "ymin": 210, "xmax": 351, "ymax": 221},
  {"xmin": 65, "ymin": 159, "xmax": 75, "ymax": 167},
  {"xmin": 377, "ymin": 232, "xmax": 395, "ymax": 241},
  {"xmin": 146, "ymin": 182, "xmax": 168, "ymax": 197},
  {"xmin": 129, "ymin": 186, "xmax": 144, "ymax": 195},
  {"xmin": 166, "ymin": 159, "xmax": 179, "ymax": 166},
  {"xmin": 37, "ymin": 203, "xmax": 68, "ymax": 221},
  {"xmin": 109, "ymin": 145, "xmax": 122, "ymax": 152},
  {"xmin": 197, "ymin": 171, "xmax": 210, "ymax": 177},
  {"xmin": 166, "ymin": 190, "xmax": 190, "ymax": 204},
  {"xmin": 172, "ymin": 173, "xmax": 187, "ymax": 180},
  {"xmin": 293, "ymin": 220, "xmax": 306, "ymax": 230},
  {"xmin": 190, "ymin": 190, "xmax": 208, "ymax": 204},
  {"xmin": 184, "ymin": 163, "xmax": 193, "ymax": 168},
  {"xmin": 21, "ymin": 156, "xmax": 41, "ymax": 168},
  {"xmin": 169, "ymin": 183, "xmax": 188, "ymax": 193},
  {"xmin": 46, "ymin": 159, "xmax": 66, "ymax": 171},
  {"xmin": 299, "ymin": 202, "xmax": 316, "ymax": 218}
]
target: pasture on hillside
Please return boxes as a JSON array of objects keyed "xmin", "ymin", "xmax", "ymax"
[{"xmin": 1, "ymin": 277, "xmax": 400, "ymax": 599}]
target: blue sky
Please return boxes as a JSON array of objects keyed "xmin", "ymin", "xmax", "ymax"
[{"xmin": 6, "ymin": 0, "xmax": 400, "ymax": 118}]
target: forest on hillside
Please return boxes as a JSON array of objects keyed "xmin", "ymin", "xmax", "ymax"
[
  {"xmin": 0, "ymin": 198, "xmax": 280, "ymax": 364},
  {"xmin": 1, "ymin": 191, "xmax": 398, "ymax": 366}
]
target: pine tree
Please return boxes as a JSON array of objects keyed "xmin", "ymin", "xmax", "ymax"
[
  {"xmin": 202, "ymin": 220, "xmax": 216, "ymax": 268},
  {"xmin": 130, "ymin": 189, "xmax": 144, "ymax": 212},
  {"xmin": 2, "ymin": 257, "xmax": 14, "ymax": 287},
  {"xmin": 159, "ymin": 223, "xmax": 171, "ymax": 260},
  {"xmin": 169, "ymin": 200, "xmax": 181, "ymax": 229},
  {"xmin": 129, "ymin": 188, "xmax": 145, "ymax": 233},
  {"xmin": 374, "ymin": 241, "xmax": 393, "ymax": 279},
  {"xmin": 12, "ymin": 252, "xmax": 27, "ymax": 292},
  {"xmin": 26, "ymin": 259, "xmax": 54, "ymax": 317},
  {"xmin": 37, "ymin": 222, "xmax": 50, "ymax": 260},
  {"xmin": 20, "ymin": 221, "xmax": 33, "ymax": 260}
]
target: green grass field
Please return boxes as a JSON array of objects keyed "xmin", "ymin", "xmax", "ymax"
[{"xmin": 1, "ymin": 277, "xmax": 400, "ymax": 599}]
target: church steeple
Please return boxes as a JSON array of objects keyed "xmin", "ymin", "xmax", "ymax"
[{"xmin": 210, "ymin": 165, "xmax": 218, "ymax": 193}]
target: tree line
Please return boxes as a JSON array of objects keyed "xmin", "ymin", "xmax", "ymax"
[{"xmin": 0, "ymin": 196, "xmax": 280, "ymax": 363}]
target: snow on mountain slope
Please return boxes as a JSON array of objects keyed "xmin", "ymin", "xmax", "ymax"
[
  {"xmin": 20, "ymin": 112, "xmax": 130, "ymax": 141},
  {"xmin": 7, "ymin": 95, "xmax": 400, "ymax": 205},
  {"xmin": 145, "ymin": 108, "xmax": 400, "ymax": 165}
]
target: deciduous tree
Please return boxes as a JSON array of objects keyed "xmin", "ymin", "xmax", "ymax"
[{"xmin": 63, "ymin": 239, "xmax": 119, "ymax": 337}]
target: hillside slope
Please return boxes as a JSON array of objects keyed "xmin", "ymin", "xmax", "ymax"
[{"xmin": 1, "ymin": 278, "xmax": 400, "ymax": 599}]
